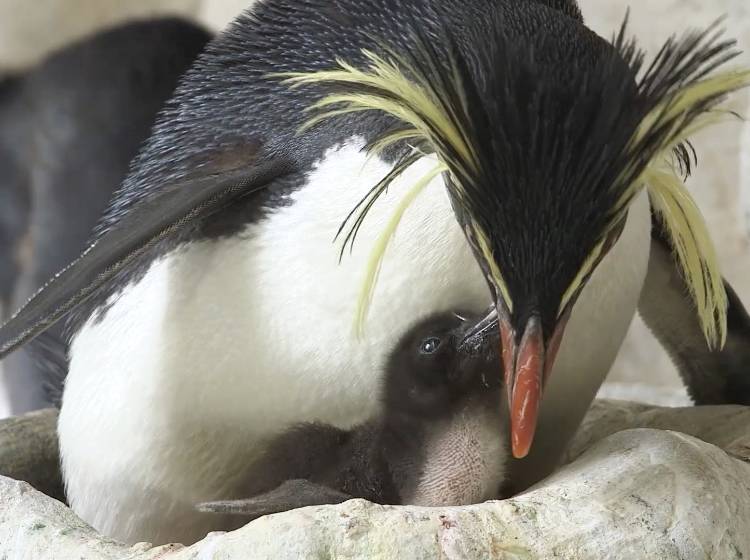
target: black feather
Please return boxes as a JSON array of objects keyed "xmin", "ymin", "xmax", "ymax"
[
  {"xmin": 27, "ymin": 332, "xmax": 69, "ymax": 408},
  {"xmin": 198, "ymin": 311, "xmax": 503, "ymax": 515}
]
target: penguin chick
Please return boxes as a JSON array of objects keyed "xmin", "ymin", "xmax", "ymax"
[{"xmin": 197, "ymin": 311, "xmax": 507, "ymax": 520}]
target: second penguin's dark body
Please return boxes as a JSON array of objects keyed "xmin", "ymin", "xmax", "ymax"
[{"xmin": 0, "ymin": 18, "xmax": 210, "ymax": 412}]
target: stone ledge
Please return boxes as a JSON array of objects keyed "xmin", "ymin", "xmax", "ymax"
[{"xmin": 2, "ymin": 401, "xmax": 750, "ymax": 559}]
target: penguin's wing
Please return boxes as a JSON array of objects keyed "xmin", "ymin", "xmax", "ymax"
[
  {"xmin": 639, "ymin": 214, "xmax": 750, "ymax": 404},
  {"xmin": 196, "ymin": 479, "xmax": 353, "ymax": 520},
  {"xmin": 27, "ymin": 330, "xmax": 68, "ymax": 408},
  {"xmin": 0, "ymin": 153, "xmax": 289, "ymax": 358}
]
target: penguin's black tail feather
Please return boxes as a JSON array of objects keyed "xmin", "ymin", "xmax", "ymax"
[{"xmin": 27, "ymin": 331, "xmax": 69, "ymax": 409}]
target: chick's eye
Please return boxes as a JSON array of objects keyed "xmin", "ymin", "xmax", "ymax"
[{"xmin": 419, "ymin": 337, "xmax": 441, "ymax": 355}]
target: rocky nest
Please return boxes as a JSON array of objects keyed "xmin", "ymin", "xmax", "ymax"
[{"xmin": 2, "ymin": 401, "xmax": 750, "ymax": 559}]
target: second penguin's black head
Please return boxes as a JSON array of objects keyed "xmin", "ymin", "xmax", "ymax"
[{"xmin": 382, "ymin": 312, "xmax": 501, "ymax": 420}]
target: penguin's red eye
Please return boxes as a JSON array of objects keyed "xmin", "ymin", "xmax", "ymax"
[{"xmin": 419, "ymin": 337, "xmax": 441, "ymax": 355}]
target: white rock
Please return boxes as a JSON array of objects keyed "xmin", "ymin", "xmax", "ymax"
[
  {"xmin": 2, "ymin": 401, "xmax": 750, "ymax": 559},
  {"xmin": 596, "ymin": 382, "xmax": 691, "ymax": 407},
  {"xmin": 565, "ymin": 399, "xmax": 750, "ymax": 462}
]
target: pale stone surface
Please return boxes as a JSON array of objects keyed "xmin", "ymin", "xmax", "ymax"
[
  {"xmin": 199, "ymin": 0, "xmax": 255, "ymax": 30},
  {"xmin": 596, "ymin": 381, "xmax": 690, "ymax": 407},
  {"xmin": 565, "ymin": 399, "xmax": 750, "ymax": 462},
  {"xmin": 0, "ymin": 0, "xmax": 202, "ymax": 71},
  {"xmin": 2, "ymin": 401, "xmax": 750, "ymax": 559}
]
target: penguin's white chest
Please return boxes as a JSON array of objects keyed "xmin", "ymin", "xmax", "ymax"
[{"xmin": 59, "ymin": 138, "xmax": 651, "ymax": 544}]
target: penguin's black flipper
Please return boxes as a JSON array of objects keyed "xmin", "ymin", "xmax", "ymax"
[
  {"xmin": 196, "ymin": 479, "xmax": 353, "ymax": 521},
  {"xmin": 639, "ymin": 216, "xmax": 750, "ymax": 404},
  {"xmin": 0, "ymin": 151, "xmax": 290, "ymax": 359}
]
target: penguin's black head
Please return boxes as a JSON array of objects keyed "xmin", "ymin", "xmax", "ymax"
[
  {"xmin": 290, "ymin": 9, "xmax": 742, "ymax": 459},
  {"xmin": 442, "ymin": 16, "xmax": 737, "ymax": 458},
  {"xmin": 382, "ymin": 311, "xmax": 501, "ymax": 421}
]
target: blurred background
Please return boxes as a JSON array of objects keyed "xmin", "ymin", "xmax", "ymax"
[{"xmin": 0, "ymin": 1, "xmax": 748, "ymax": 417}]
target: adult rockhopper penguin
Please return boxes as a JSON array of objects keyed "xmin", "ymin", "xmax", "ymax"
[{"xmin": 0, "ymin": 0, "xmax": 749, "ymax": 545}]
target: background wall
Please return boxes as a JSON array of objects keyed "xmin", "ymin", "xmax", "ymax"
[
  {"xmin": 0, "ymin": 0, "xmax": 748, "ymax": 415},
  {"xmin": 579, "ymin": 0, "xmax": 750, "ymax": 398},
  {"xmin": 199, "ymin": 0, "xmax": 251, "ymax": 29},
  {"xmin": 0, "ymin": 0, "xmax": 202, "ymax": 70}
]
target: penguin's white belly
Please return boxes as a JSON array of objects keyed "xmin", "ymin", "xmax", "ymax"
[{"xmin": 59, "ymin": 138, "xmax": 650, "ymax": 545}]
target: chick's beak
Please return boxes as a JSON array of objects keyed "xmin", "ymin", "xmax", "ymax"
[{"xmin": 501, "ymin": 311, "xmax": 569, "ymax": 459}]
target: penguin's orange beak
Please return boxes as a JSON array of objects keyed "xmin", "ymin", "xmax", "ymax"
[{"xmin": 500, "ymin": 311, "xmax": 570, "ymax": 458}]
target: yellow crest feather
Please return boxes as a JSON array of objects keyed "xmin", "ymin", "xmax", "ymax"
[
  {"xmin": 473, "ymin": 225, "xmax": 513, "ymax": 313},
  {"xmin": 644, "ymin": 165, "xmax": 728, "ymax": 348},
  {"xmin": 282, "ymin": 50, "xmax": 478, "ymax": 172},
  {"xmin": 279, "ymin": 49, "xmax": 486, "ymax": 330},
  {"xmin": 631, "ymin": 70, "xmax": 750, "ymax": 348},
  {"xmin": 353, "ymin": 162, "xmax": 447, "ymax": 335}
]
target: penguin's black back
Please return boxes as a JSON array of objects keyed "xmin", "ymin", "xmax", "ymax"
[{"xmin": 104, "ymin": 0, "xmax": 594, "ymax": 224}]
